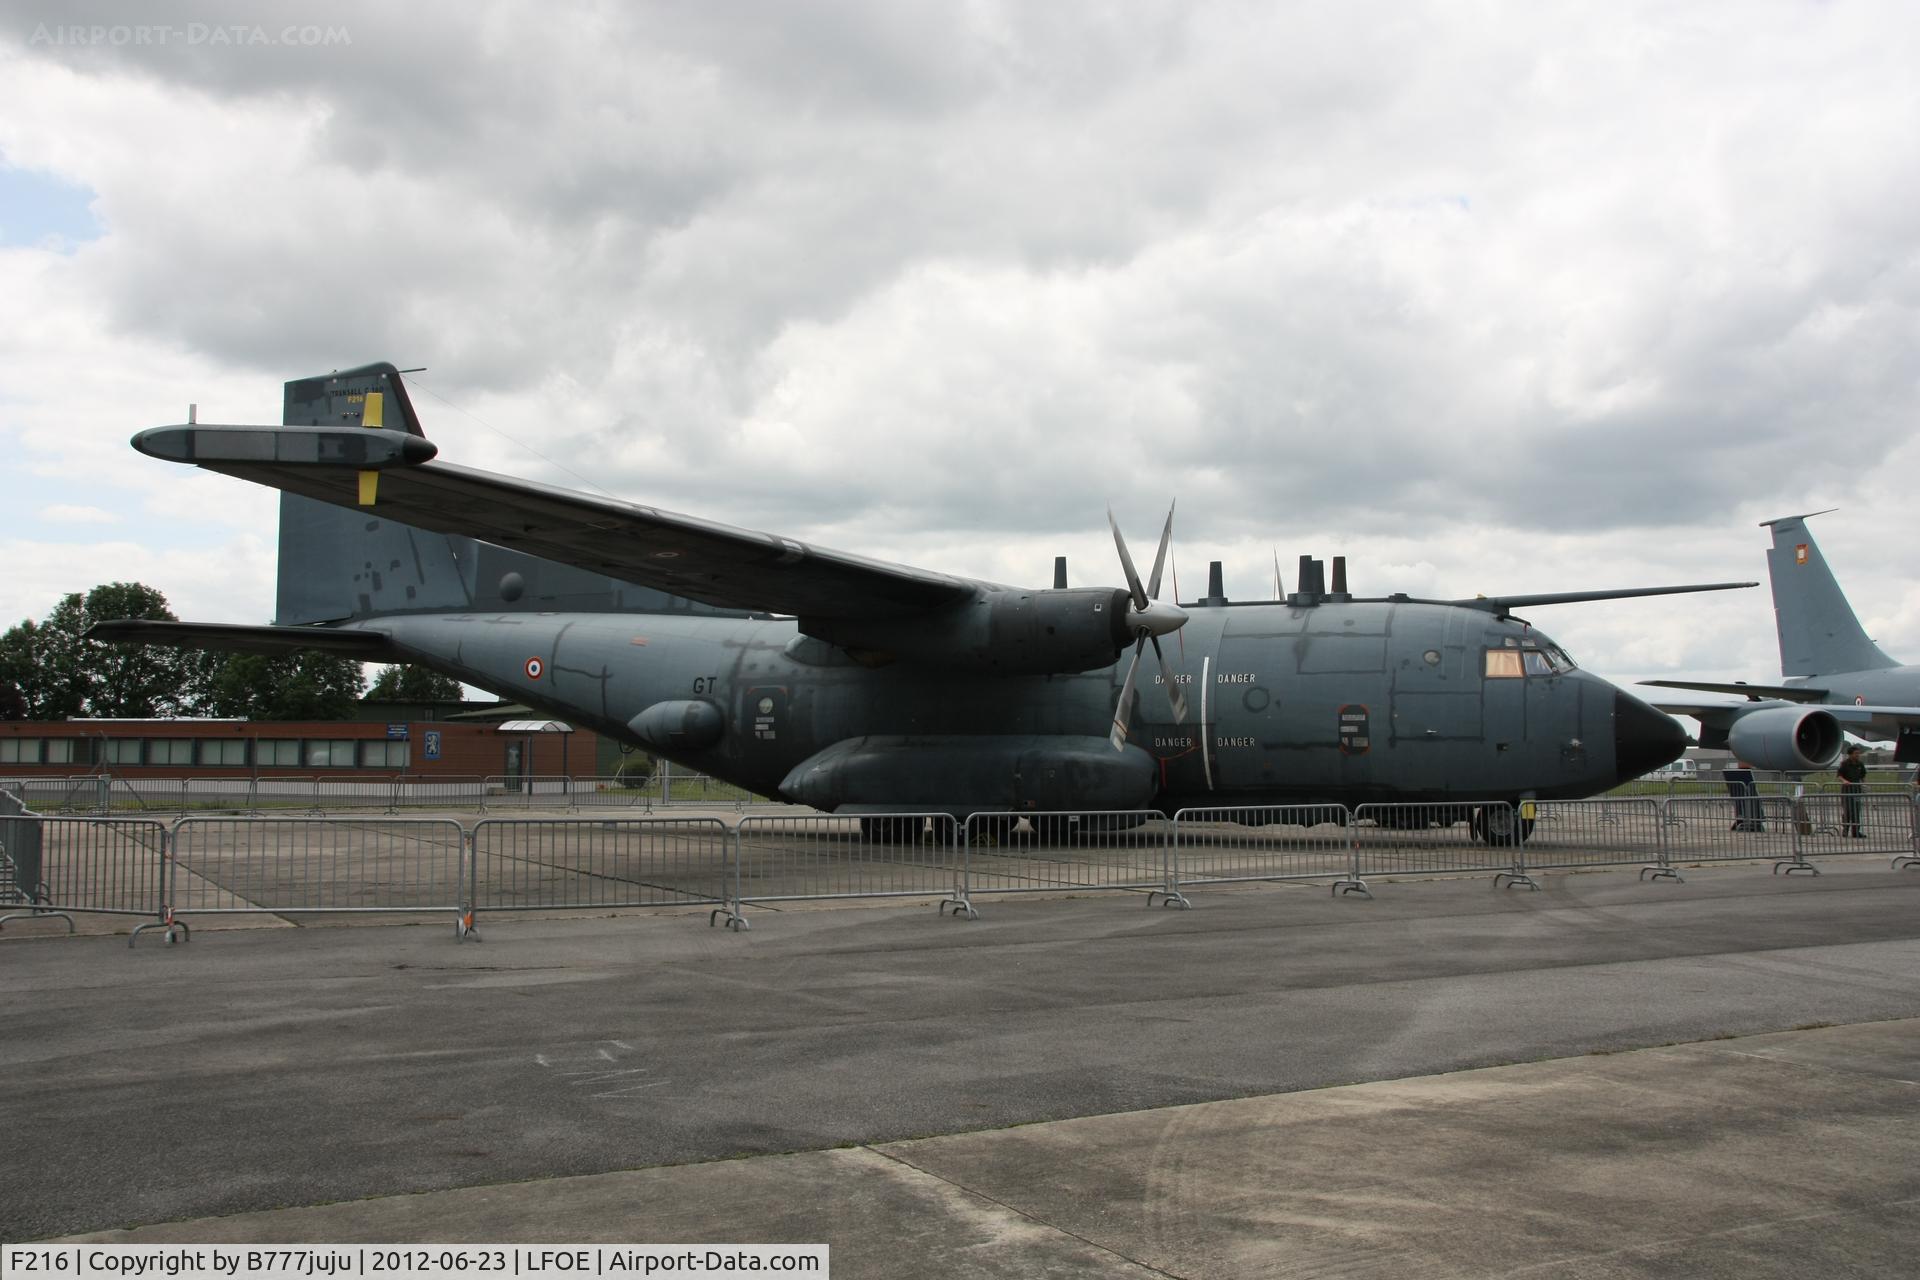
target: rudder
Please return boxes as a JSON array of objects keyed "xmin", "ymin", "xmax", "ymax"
[{"xmin": 1762, "ymin": 512, "xmax": 1896, "ymax": 678}]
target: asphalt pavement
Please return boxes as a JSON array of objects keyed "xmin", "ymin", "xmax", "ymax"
[{"xmin": 4, "ymin": 857, "xmax": 1918, "ymax": 1277}]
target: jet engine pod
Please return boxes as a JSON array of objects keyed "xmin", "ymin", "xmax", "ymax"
[
  {"xmin": 1726, "ymin": 706, "xmax": 1843, "ymax": 772},
  {"xmin": 628, "ymin": 699, "xmax": 725, "ymax": 751},
  {"xmin": 779, "ymin": 735, "xmax": 1157, "ymax": 815}
]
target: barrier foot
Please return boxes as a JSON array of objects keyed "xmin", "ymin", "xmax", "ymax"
[
  {"xmin": 456, "ymin": 908, "xmax": 480, "ymax": 942},
  {"xmin": 1494, "ymin": 872, "xmax": 1540, "ymax": 891},
  {"xmin": 1332, "ymin": 877, "xmax": 1372, "ymax": 899},
  {"xmin": 1894, "ymin": 855, "xmax": 1919, "ymax": 871},
  {"xmin": 1148, "ymin": 889, "xmax": 1192, "ymax": 910},
  {"xmin": 1639, "ymin": 864, "xmax": 1684, "ymax": 883},
  {"xmin": 1773, "ymin": 858, "xmax": 1819, "ymax": 876},
  {"xmin": 0, "ymin": 908, "xmax": 76, "ymax": 934},
  {"xmin": 709, "ymin": 906, "xmax": 750, "ymax": 931},
  {"xmin": 938, "ymin": 895, "xmax": 979, "ymax": 920},
  {"xmin": 130, "ymin": 913, "xmax": 189, "ymax": 947}
]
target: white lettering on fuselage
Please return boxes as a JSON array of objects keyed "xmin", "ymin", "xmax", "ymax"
[{"xmin": 1216, "ymin": 673, "xmax": 1255, "ymax": 684}]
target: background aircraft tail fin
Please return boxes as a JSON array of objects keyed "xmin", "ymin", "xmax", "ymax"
[
  {"xmin": 1761, "ymin": 512, "xmax": 1897, "ymax": 677},
  {"xmin": 274, "ymin": 364, "xmax": 752, "ymax": 626}
]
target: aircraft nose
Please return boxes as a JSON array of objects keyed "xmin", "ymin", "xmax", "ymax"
[{"xmin": 1614, "ymin": 689, "xmax": 1688, "ymax": 781}]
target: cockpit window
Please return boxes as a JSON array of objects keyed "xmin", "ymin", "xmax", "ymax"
[
  {"xmin": 1486, "ymin": 642, "xmax": 1578, "ymax": 679},
  {"xmin": 1485, "ymin": 649, "xmax": 1525, "ymax": 678}
]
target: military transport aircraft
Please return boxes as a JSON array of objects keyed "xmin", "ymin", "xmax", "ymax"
[
  {"xmin": 1642, "ymin": 511, "xmax": 1920, "ymax": 769},
  {"xmin": 97, "ymin": 363, "xmax": 1752, "ymax": 841}
]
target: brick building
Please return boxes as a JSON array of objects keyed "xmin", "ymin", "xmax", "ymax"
[{"xmin": 0, "ymin": 715, "xmax": 610, "ymax": 782}]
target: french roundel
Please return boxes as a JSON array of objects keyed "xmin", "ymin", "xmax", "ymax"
[{"xmin": 525, "ymin": 656, "xmax": 545, "ymax": 680}]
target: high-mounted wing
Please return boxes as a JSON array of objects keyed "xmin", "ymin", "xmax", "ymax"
[
  {"xmin": 1640, "ymin": 678, "xmax": 1827, "ymax": 702},
  {"xmin": 134, "ymin": 424, "xmax": 977, "ymax": 622}
]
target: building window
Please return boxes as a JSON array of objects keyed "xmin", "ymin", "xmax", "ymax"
[
  {"xmin": 360, "ymin": 741, "xmax": 410, "ymax": 769},
  {"xmin": 0, "ymin": 738, "xmax": 40, "ymax": 765},
  {"xmin": 306, "ymin": 740, "xmax": 359, "ymax": 768},
  {"xmin": 103, "ymin": 738, "xmax": 143, "ymax": 765},
  {"xmin": 149, "ymin": 739, "xmax": 194, "ymax": 766},
  {"xmin": 199, "ymin": 740, "xmax": 248, "ymax": 767},
  {"xmin": 44, "ymin": 739, "xmax": 75, "ymax": 765},
  {"xmin": 256, "ymin": 740, "xmax": 302, "ymax": 768}
]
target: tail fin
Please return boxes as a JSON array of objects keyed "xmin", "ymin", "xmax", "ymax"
[
  {"xmin": 1761, "ymin": 512, "xmax": 1897, "ymax": 677},
  {"xmin": 273, "ymin": 364, "xmax": 749, "ymax": 625}
]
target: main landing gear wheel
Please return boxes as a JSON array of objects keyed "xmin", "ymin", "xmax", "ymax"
[{"xmin": 1471, "ymin": 805, "xmax": 1535, "ymax": 846}]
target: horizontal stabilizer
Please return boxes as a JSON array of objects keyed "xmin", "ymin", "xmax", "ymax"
[
  {"xmin": 134, "ymin": 425, "xmax": 437, "ymax": 469},
  {"xmin": 86, "ymin": 620, "xmax": 398, "ymax": 659},
  {"xmin": 1639, "ymin": 679, "xmax": 1826, "ymax": 702}
]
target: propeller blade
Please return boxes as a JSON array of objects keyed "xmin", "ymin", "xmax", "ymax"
[
  {"xmin": 1145, "ymin": 501, "xmax": 1175, "ymax": 600},
  {"xmin": 1108, "ymin": 506, "xmax": 1149, "ymax": 611},
  {"xmin": 1151, "ymin": 635, "xmax": 1188, "ymax": 724},
  {"xmin": 1109, "ymin": 637, "xmax": 1145, "ymax": 750}
]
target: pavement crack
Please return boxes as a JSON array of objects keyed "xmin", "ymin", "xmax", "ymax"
[{"xmin": 864, "ymin": 1145, "xmax": 1187, "ymax": 1278}]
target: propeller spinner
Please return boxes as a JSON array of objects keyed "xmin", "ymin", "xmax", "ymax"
[{"xmin": 1107, "ymin": 503, "xmax": 1190, "ymax": 750}]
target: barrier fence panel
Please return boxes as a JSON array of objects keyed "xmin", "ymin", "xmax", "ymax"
[
  {"xmin": 733, "ymin": 814, "xmax": 963, "ymax": 913},
  {"xmin": 1794, "ymin": 791, "xmax": 1914, "ymax": 859},
  {"xmin": 389, "ymin": 775, "xmax": 487, "ymax": 811},
  {"xmin": 1, "ymin": 790, "xmax": 43, "ymax": 906},
  {"xmin": 956, "ymin": 811, "xmax": 1172, "ymax": 904},
  {"xmin": 169, "ymin": 817, "xmax": 467, "ymax": 916},
  {"xmin": 563, "ymin": 777, "xmax": 663, "ymax": 811},
  {"xmin": 1522, "ymin": 800, "xmax": 1668, "ymax": 871},
  {"xmin": 1170, "ymin": 806, "xmax": 1356, "ymax": 892},
  {"xmin": 311, "ymin": 778, "xmax": 404, "ymax": 812},
  {"xmin": 1661, "ymin": 795, "xmax": 1799, "ymax": 865},
  {"xmin": 3, "ymin": 777, "xmax": 106, "ymax": 815},
  {"xmin": 181, "ymin": 777, "xmax": 260, "ymax": 812},
  {"xmin": 106, "ymin": 776, "xmax": 196, "ymax": 814},
  {"xmin": 1351, "ymin": 803, "xmax": 1530, "ymax": 886},
  {"xmin": 470, "ymin": 818, "xmax": 731, "ymax": 916},
  {"xmin": 0, "ymin": 816, "xmax": 167, "ymax": 918},
  {"xmin": 251, "ymin": 777, "xmax": 321, "ymax": 813}
]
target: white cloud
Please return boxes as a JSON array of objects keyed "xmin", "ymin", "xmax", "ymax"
[{"xmin": 0, "ymin": 0, "xmax": 1914, "ymax": 691}]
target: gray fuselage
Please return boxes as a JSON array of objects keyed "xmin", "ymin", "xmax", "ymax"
[{"xmin": 366, "ymin": 597, "xmax": 1675, "ymax": 812}]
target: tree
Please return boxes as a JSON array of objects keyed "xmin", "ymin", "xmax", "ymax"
[
  {"xmin": 203, "ymin": 652, "xmax": 365, "ymax": 720},
  {"xmin": 1, "ymin": 582, "xmax": 365, "ymax": 722},
  {"xmin": 79, "ymin": 583, "xmax": 191, "ymax": 717},
  {"xmin": 366, "ymin": 664, "xmax": 466, "ymax": 703}
]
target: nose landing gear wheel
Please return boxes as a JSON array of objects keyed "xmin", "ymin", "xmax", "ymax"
[{"xmin": 1471, "ymin": 805, "xmax": 1535, "ymax": 846}]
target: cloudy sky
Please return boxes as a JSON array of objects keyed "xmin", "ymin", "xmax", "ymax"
[{"xmin": 1, "ymin": 0, "xmax": 1915, "ymax": 697}]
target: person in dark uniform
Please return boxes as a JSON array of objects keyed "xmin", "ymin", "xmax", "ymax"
[
  {"xmin": 1837, "ymin": 745, "xmax": 1867, "ymax": 837},
  {"xmin": 1725, "ymin": 762, "xmax": 1764, "ymax": 832}
]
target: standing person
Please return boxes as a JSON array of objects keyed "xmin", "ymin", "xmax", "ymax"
[{"xmin": 1837, "ymin": 745, "xmax": 1867, "ymax": 838}]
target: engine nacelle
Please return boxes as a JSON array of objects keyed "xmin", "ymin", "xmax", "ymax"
[
  {"xmin": 801, "ymin": 587, "xmax": 1134, "ymax": 676},
  {"xmin": 1726, "ymin": 706, "xmax": 1843, "ymax": 772}
]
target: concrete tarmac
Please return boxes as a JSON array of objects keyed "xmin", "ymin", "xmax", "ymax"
[{"xmin": 5, "ymin": 858, "xmax": 1919, "ymax": 1277}]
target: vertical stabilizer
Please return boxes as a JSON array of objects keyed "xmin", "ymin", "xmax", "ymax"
[
  {"xmin": 1761, "ymin": 512, "xmax": 1897, "ymax": 677},
  {"xmin": 272, "ymin": 363, "xmax": 754, "ymax": 625}
]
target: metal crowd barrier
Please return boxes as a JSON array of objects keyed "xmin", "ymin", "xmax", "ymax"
[
  {"xmin": 0, "ymin": 816, "xmax": 170, "ymax": 940},
  {"xmin": 731, "ymin": 813, "xmax": 964, "ymax": 924},
  {"xmin": 953, "ymin": 811, "xmax": 1172, "ymax": 913},
  {"xmin": 1350, "ymin": 803, "xmax": 1536, "ymax": 889},
  {"xmin": 1170, "ymin": 805, "xmax": 1358, "ymax": 897},
  {"xmin": 2, "ymin": 790, "xmax": 1914, "ymax": 948},
  {"xmin": 170, "ymin": 816, "xmax": 467, "ymax": 925},
  {"xmin": 469, "ymin": 817, "xmax": 731, "ymax": 930},
  {"xmin": 1523, "ymin": 799, "xmax": 1667, "ymax": 875}
]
